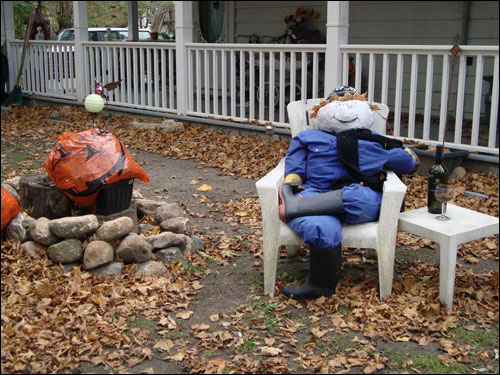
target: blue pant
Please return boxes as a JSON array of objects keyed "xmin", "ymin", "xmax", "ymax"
[{"xmin": 287, "ymin": 184, "xmax": 382, "ymax": 249}]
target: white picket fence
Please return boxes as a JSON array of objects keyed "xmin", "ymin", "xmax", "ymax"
[{"xmin": 9, "ymin": 40, "xmax": 499, "ymax": 155}]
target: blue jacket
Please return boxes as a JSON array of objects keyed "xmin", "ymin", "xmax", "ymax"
[{"xmin": 285, "ymin": 129, "xmax": 415, "ymax": 192}]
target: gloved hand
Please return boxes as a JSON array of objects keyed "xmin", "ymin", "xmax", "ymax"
[
  {"xmin": 283, "ymin": 173, "xmax": 305, "ymax": 194},
  {"xmin": 404, "ymin": 147, "xmax": 420, "ymax": 173}
]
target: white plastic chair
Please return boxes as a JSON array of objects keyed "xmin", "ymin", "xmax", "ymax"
[{"xmin": 256, "ymin": 99, "xmax": 407, "ymax": 299}]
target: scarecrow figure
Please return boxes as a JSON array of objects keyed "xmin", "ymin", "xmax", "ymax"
[{"xmin": 278, "ymin": 86, "xmax": 419, "ymax": 300}]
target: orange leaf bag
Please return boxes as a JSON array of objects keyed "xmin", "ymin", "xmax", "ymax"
[
  {"xmin": 1, "ymin": 186, "xmax": 20, "ymax": 232},
  {"xmin": 45, "ymin": 128, "xmax": 149, "ymax": 208}
]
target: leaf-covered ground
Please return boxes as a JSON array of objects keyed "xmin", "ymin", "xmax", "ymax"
[{"xmin": 1, "ymin": 104, "xmax": 498, "ymax": 374}]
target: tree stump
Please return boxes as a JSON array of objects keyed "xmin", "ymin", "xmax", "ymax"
[{"xmin": 19, "ymin": 174, "xmax": 74, "ymax": 219}]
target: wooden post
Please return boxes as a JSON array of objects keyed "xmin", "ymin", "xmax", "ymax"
[
  {"xmin": 1, "ymin": 1, "xmax": 17, "ymax": 91},
  {"xmin": 175, "ymin": 1, "xmax": 193, "ymax": 115},
  {"xmin": 324, "ymin": 1, "xmax": 350, "ymax": 97},
  {"xmin": 73, "ymin": 1, "xmax": 88, "ymax": 102},
  {"xmin": 128, "ymin": 2, "xmax": 139, "ymax": 41}
]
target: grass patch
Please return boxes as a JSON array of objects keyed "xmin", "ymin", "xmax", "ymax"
[
  {"xmin": 386, "ymin": 351, "xmax": 471, "ymax": 374},
  {"xmin": 248, "ymin": 274, "xmax": 263, "ymax": 291},
  {"xmin": 412, "ymin": 354, "xmax": 470, "ymax": 374},
  {"xmin": 1, "ymin": 138, "xmax": 46, "ymax": 176},
  {"xmin": 450, "ymin": 325, "xmax": 498, "ymax": 349},
  {"xmin": 276, "ymin": 259, "xmax": 308, "ymax": 284},
  {"xmin": 265, "ymin": 315, "xmax": 279, "ymax": 333},
  {"xmin": 184, "ymin": 261, "xmax": 206, "ymax": 275},
  {"xmin": 316, "ymin": 332, "xmax": 357, "ymax": 353},
  {"xmin": 236, "ymin": 337, "xmax": 258, "ymax": 352},
  {"xmin": 242, "ymin": 296, "xmax": 279, "ymax": 328}
]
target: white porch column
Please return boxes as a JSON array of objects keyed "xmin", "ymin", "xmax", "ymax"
[
  {"xmin": 324, "ymin": 1, "xmax": 349, "ymax": 96},
  {"xmin": 73, "ymin": 1, "xmax": 88, "ymax": 102},
  {"xmin": 2, "ymin": 1, "xmax": 16, "ymax": 91},
  {"xmin": 128, "ymin": 2, "xmax": 139, "ymax": 41},
  {"xmin": 174, "ymin": 1, "xmax": 193, "ymax": 115}
]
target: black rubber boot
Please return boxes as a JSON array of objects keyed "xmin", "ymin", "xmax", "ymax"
[
  {"xmin": 282, "ymin": 245, "xmax": 342, "ymax": 300},
  {"xmin": 278, "ymin": 184, "xmax": 344, "ymax": 222}
]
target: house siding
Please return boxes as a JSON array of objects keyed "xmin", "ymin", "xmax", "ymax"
[
  {"xmin": 232, "ymin": 1, "xmax": 498, "ymax": 46},
  {"xmin": 234, "ymin": 1, "xmax": 327, "ymax": 43},
  {"xmin": 349, "ymin": 1, "xmax": 498, "ymax": 45}
]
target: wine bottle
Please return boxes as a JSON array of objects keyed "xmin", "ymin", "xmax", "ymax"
[{"xmin": 427, "ymin": 145, "xmax": 449, "ymax": 213}]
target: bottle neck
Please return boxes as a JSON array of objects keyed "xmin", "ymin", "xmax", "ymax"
[{"xmin": 435, "ymin": 146, "xmax": 443, "ymax": 164}]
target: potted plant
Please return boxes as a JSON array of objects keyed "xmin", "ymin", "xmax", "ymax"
[
  {"xmin": 149, "ymin": 13, "xmax": 161, "ymax": 40},
  {"xmin": 149, "ymin": 4, "xmax": 170, "ymax": 40},
  {"xmin": 149, "ymin": 26, "xmax": 159, "ymax": 40}
]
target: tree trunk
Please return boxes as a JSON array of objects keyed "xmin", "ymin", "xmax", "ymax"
[
  {"xmin": 56, "ymin": 1, "xmax": 73, "ymax": 35},
  {"xmin": 19, "ymin": 174, "xmax": 73, "ymax": 219}
]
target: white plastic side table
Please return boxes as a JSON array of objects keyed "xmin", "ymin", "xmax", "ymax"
[{"xmin": 398, "ymin": 204, "xmax": 499, "ymax": 309}]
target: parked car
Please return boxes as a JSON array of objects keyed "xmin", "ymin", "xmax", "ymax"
[
  {"xmin": 116, "ymin": 28, "xmax": 152, "ymax": 41},
  {"xmin": 56, "ymin": 27, "xmax": 152, "ymax": 42},
  {"xmin": 56, "ymin": 27, "xmax": 124, "ymax": 41},
  {"xmin": 49, "ymin": 28, "xmax": 153, "ymax": 87}
]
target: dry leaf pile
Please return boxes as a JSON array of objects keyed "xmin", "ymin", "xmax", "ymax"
[
  {"xmin": 1, "ymin": 105, "xmax": 498, "ymax": 374},
  {"xmin": 1, "ymin": 240, "xmax": 204, "ymax": 373}
]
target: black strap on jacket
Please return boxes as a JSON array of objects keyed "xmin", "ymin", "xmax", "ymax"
[{"xmin": 332, "ymin": 128, "xmax": 403, "ymax": 192}]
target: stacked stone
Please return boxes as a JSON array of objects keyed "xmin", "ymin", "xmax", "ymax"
[{"xmin": 2, "ymin": 177, "xmax": 204, "ymax": 278}]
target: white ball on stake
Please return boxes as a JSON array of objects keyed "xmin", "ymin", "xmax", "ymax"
[
  {"xmin": 85, "ymin": 94, "xmax": 105, "ymax": 113},
  {"xmin": 84, "ymin": 94, "xmax": 105, "ymax": 128}
]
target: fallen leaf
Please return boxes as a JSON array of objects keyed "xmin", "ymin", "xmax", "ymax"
[
  {"xmin": 395, "ymin": 336, "xmax": 410, "ymax": 342},
  {"xmin": 265, "ymin": 337, "xmax": 276, "ymax": 346},
  {"xmin": 464, "ymin": 256, "xmax": 479, "ymax": 264},
  {"xmin": 197, "ymin": 184, "xmax": 213, "ymax": 191},
  {"xmin": 492, "ymin": 271, "xmax": 499, "ymax": 286},
  {"xmin": 192, "ymin": 280, "xmax": 204, "ymax": 290},
  {"xmin": 312, "ymin": 326, "xmax": 329, "ymax": 338},
  {"xmin": 168, "ymin": 349, "xmax": 187, "ymax": 362},
  {"xmin": 363, "ymin": 364, "xmax": 376, "ymax": 374},
  {"xmin": 260, "ymin": 346, "xmax": 282, "ymax": 356},
  {"xmin": 209, "ymin": 314, "xmax": 220, "ymax": 322},
  {"xmin": 153, "ymin": 340, "xmax": 174, "ymax": 352},
  {"xmin": 191, "ymin": 323, "xmax": 210, "ymax": 331},
  {"xmin": 176, "ymin": 310, "xmax": 193, "ymax": 319}
]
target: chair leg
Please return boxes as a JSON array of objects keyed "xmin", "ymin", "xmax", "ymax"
[
  {"xmin": 376, "ymin": 243, "xmax": 395, "ymax": 299},
  {"xmin": 263, "ymin": 234, "xmax": 280, "ymax": 298}
]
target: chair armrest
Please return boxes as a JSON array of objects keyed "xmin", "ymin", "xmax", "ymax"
[
  {"xmin": 256, "ymin": 158, "xmax": 285, "ymax": 234},
  {"xmin": 378, "ymin": 170, "xmax": 407, "ymax": 239},
  {"xmin": 256, "ymin": 158, "xmax": 285, "ymax": 194}
]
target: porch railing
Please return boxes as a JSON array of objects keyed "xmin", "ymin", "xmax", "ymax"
[
  {"xmin": 11, "ymin": 40, "xmax": 78, "ymax": 99},
  {"xmin": 341, "ymin": 45, "xmax": 499, "ymax": 155},
  {"xmin": 82, "ymin": 41, "xmax": 177, "ymax": 113},
  {"xmin": 184, "ymin": 43, "xmax": 326, "ymax": 127},
  {"xmin": 8, "ymin": 40, "xmax": 498, "ymax": 156}
]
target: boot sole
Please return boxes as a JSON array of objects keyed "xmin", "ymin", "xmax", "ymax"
[{"xmin": 282, "ymin": 286, "xmax": 335, "ymax": 300}]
